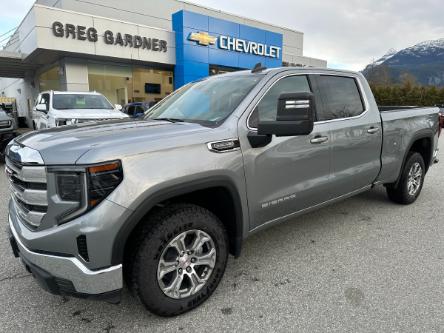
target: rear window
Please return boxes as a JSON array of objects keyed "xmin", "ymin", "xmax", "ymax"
[
  {"xmin": 53, "ymin": 94, "xmax": 114, "ymax": 110},
  {"xmin": 316, "ymin": 76, "xmax": 364, "ymax": 121}
]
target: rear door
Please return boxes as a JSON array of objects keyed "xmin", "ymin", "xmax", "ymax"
[
  {"xmin": 311, "ymin": 74, "xmax": 382, "ymax": 197},
  {"xmin": 240, "ymin": 74, "xmax": 332, "ymax": 229}
]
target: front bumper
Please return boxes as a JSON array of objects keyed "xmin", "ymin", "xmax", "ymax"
[{"xmin": 9, "ymin": 217, "xmax": 123, "ymax": 301}]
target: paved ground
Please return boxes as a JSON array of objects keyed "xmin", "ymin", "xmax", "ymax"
[{"xmin": 0, "ymin": 151, "xmax": 443, "ymax": 333}]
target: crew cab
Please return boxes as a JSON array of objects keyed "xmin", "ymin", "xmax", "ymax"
[
  {"xmin": 32, "ymin": 91, "xmax": 128, "ymax": 129},
  {"xmin": 6, "ymin": 67, "xmax": 440, "ymax": 317}
]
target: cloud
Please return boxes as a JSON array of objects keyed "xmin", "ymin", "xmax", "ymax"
[
  {"xmin": 2, "ymin": 0, "xmax": 444, "ymax": 70},
  {"xmin": 0, "ymin": 0, "xmax": 34, "ymax": 37},
  {"xmin": 190, "ymin": 0, "xmax": 444, "ymax": 70}
]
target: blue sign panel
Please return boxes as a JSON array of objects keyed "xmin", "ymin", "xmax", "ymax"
[{"xmin": 172, "ymin": 10, "xmax": 283, "ymax": 88}]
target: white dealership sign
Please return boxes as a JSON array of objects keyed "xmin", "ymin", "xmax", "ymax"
[{"xmin": 219, "ymin": 36, "xmax": 281, "ymax": 59}]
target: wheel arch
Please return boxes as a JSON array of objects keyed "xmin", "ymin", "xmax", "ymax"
[
  {"xmin": 394, "ymin": 130, "xmax": 434, "ymax": 187},
  {"xmin": 111, "ymin": 176, "xmax": 245, "ymax": 266}
]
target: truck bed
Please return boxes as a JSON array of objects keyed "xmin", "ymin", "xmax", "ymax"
[
  {"xmin": 378, "ymin": 105, "xmax": 425, "ymax": 112},
  {"xmin": 377, "ymin": 106, "xmax": 439, "ymax": 184}
]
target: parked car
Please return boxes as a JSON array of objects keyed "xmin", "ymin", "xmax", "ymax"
[
  {"xmin": 122, "ymin": 102, "xmax": 151, "ymax": 118},
  {"xmin": 6, "ymin": 67, "xmax": 440, "ymax": 316},
  {"xmin": 439, "ymin": 108, "xmax": 444, "ymax": 132},
  {"xmin": 0, "ymin": 105, "xmax": 16, "ymax": 162},
  {"xmin": 32, "ymin": 91, "xmax": 128, "ymax": 129}
]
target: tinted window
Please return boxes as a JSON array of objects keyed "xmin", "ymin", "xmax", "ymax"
[
  {"xmin": 127, "ymin": 106, "xmax": 135, "ymax": 116},
  {"xmin": 248, "ymin": 75, "xmax": 311, "ymax": 128},
  {"xmin": 317, "ymin": 76, "xmax": 364, "ymax": 121},
  {"xmin": 135, "ymin": 105, "xmax": 146, "ymax": 115}
]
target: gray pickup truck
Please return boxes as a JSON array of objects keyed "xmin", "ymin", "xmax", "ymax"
[{"xmin": 6, "ymin": 67, "xmax": 440, "ymax": 316}]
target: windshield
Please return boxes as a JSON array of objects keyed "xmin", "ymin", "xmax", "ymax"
[
  {"xmin": 53, "ymin": 94, "xmax": 114, "ymax": 110},
  {"xmin": 145, "ymin": 74, "xmax": 264, "ymax": 125}
]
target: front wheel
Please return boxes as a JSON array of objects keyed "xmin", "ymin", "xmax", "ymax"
[
  {"xmin": 129, "ymin": 204, "xmax": 228, "ymax": 316},
  {"xmin": 386, "ymin": 152, "xmax": 425, "ymax": 204}
]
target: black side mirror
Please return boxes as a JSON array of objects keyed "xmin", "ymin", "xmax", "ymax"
[{"xmin": 258, "ymin": 92, "xmax": 315, "ymax": 136}]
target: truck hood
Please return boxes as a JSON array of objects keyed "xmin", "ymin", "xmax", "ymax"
[
  {"xmin": 15, "ymin": 119, "xmax": 217, "ymax": 164},
  {"xmin": 50, "ymin": 109, "xmax": 127, "ymax": 119}
]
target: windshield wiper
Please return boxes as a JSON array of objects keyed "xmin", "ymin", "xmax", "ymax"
[{"xmin": 152, "ymin": 117, "xmax": 185, "ymax": 123}]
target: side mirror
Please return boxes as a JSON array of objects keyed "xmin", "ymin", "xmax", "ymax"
[
  {"xmin": 115, "ymin": 104, "xmax": 123, "ymax": 111},
  {"xmin": 35, "ymin": 104, "xmax": 48, "ymax": 112},
  {"xmin": 258, "ymin": 92, "xmax": 315, "ymax": 136}
]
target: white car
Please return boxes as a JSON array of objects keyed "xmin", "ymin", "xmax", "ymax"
[{"xmin": 32, "ymin": 91, "xmax": 128, "ymax": 129}]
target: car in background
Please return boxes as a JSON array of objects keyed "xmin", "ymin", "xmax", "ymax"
[
  {"xmin": 122, "ymin": 101, "xmax": 157, "ymax": 118},
  {"xmin": 32, "ymin": 91, "xmax": 128, "ymax": 129},
  {"xmin": 0, "ymin": 104, "xmax": 16, "ymax": 162},
  {"xmin": 434, "ymin": 104, "xmax": 444, "ymax": 135},
  {"xmin": 439, "ymin": 108, "xmax": 444, "ymax": 131}
]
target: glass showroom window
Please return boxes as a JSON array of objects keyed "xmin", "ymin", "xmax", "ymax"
[
  {"xmin": 88, "ymin": 63, "xmax": 174, "ymax": 106},
  {"xmin": 88, "ymin": 63, "xmax": 132, "ymax": 105},
  {"xmin": 38, "ymin": 65, "xmax": 61, "ymax": 91},
  {"xmin": 131, "ymin": 67, "xmax": 173, "ymax": 104}
]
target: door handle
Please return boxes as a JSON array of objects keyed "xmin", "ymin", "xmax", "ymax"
[
  {"xmin": 367, "ymin": 127, "xmax": 380, "ymax": 134},
  {"xmin": 310, "ymin": 136, "xmax": 329, "ymax": 144}
]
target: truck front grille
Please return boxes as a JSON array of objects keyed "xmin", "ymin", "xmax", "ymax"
[{"xmin": 6, "ymin": 157, "xmax": 47, "ymax": 229}]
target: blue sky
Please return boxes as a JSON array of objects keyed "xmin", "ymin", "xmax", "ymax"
[{"xmin": 2, "ymin": 0, "xmax": 444, "ymax": 71}]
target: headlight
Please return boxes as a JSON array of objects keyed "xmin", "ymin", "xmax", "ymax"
[
  {"xmin": 87, "ymin": 161, "xmax": 123, "ymax": 208},
  {"xmin": 0, "ymin": 120, "xmax": 12, "ymax": 129},
  {"xmin": 51, "ymin": 160, "xmax": 123, "ymax": 223}
]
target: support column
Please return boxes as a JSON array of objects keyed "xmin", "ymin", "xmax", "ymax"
[{"xmin": 60, "ymin": 58, "xmax": 89, "ymax": 91}]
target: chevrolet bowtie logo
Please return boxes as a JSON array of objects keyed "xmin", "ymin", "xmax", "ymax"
[{"xmin": 188, "ymin": 32, "xmax": 217, "ymax": 46}]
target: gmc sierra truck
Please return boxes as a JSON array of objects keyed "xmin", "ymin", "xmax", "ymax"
[{"xmin": 6, "ymin": 67, "xmax": 440, "ymax": 316}]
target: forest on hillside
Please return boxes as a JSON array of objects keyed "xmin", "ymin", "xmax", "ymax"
[{"xmin": 367, "ymin": 66, "xmax": 444, "ymax": 106}]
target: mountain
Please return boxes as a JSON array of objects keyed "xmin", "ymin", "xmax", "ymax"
[{"xmin": 363, "ymin": 38, "xmax": 444, "ymax": 86}]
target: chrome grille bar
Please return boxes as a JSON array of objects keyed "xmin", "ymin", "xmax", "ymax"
[
  {"xmin": 6, "ymin": 158, "xmax": 46, "ymax": 183},
  {"xmin": 12, "ymin": 196, "xmax": 46, "ymax": 227},
  {"xmin": 5, "ymin": 143, "xmax": 47, "ymax": 229}
]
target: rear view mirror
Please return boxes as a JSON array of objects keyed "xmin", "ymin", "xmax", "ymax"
[
  {"xmin": 115, "ymin": 104, "xmax": 123, "ymax": 111},
  {"xmin": 258, "ymin": 92, "xmax": 315, "ymax": 136},
  {"xmin": 35, "ymin": 104, "xmax": 48, "ymax": 112}
]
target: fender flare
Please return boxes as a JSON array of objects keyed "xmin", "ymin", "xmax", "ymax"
[
  {"xmin": 393, "ymin": 129, "xmax": 434, "ymax": 187},
  {"xmin": 110, "ymin": 176, "xmax": 245, "ymax": 265}
]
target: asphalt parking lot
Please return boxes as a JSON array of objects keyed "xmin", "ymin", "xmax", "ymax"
[{"xmin": 0, "ymin": 150, "xmax": 443, "ymax": 333}]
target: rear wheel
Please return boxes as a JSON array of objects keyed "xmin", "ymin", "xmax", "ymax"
[
  {"xmin": 386, "ymin": 152, "xmax": 425, "ymax": 204},
  {"xmin": 129, "ymin": 204, "xmax": 228, "ymax": 316}
]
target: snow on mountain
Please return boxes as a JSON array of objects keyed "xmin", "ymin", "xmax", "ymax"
[
  {"xmin": 373, "ymin": 48, "xmax": 397, "ymax": 65},
  {"xmin": 363, "ymin": 38, "xmax": 444, "ymax": 86}
]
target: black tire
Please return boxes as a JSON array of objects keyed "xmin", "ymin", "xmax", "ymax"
[
  {"xmin": 386, "ymin": 152, "xmax": 425, "ymax": 204},
  {"xmin": 129, "ymin": 203, "xmax": 228, "ymax": 317}
]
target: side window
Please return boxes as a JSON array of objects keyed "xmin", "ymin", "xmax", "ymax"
[
  {"xmin": 127, "ymin": 106, "xmax": 135, "ymax": 116},
  {"xmin": 316, "ymin": 76, "xmax": 364, "ymax": 121},
  {"xmin": 39, "ymin": 93, "xmax": 50, "ymax": 111},
  {"xmin": 135, "ymin": 105, "xmax": 145, "ymax": 115},
  {"xmin": 248, "ymin": 75, "xmax": 311, "ymax": 128}
]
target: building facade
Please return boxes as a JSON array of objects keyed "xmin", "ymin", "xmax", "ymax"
[{"xmin": 0, "ymin": 0, "xmax": 326, "ymax": 124}]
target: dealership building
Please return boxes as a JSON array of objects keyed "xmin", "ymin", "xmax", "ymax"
[{"xmin": 0, "ymin": 0, "xmax": 326, "ymax": 124}]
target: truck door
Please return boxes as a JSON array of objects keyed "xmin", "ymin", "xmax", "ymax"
[
  {"xmin": 239, "ymin": 74, "xmax": 332, "ymax": 229},
  {"xmin": 34, "ymin": 93, "xmax": 50, "ymax": 129},
  {"xmin": 311, "ymin": 74, "xmax": 382, "ymax": 197}
]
